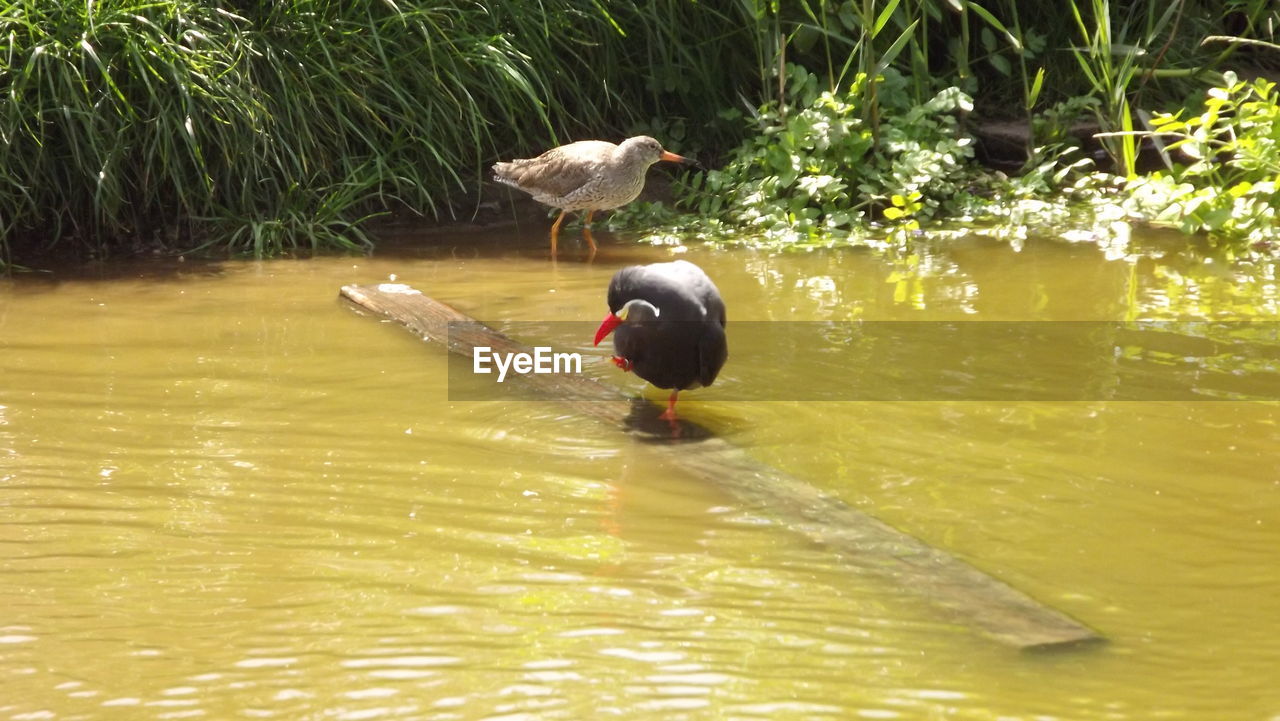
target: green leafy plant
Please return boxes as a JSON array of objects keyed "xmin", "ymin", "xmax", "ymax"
[
  {"xmin": 613, "ymin": 66, "xmax": 982, "ymax": 244},
  {"xmin": 1123, "ymin": 73, "xmax": 1280, "ymax": 246},
  {"xmin": 1000, "ymin": 96, "xmax": 1101, "ymax": 197}
]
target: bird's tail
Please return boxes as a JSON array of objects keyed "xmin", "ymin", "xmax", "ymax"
[{"xmin": 491, "ymin": 161, "xmax": 519, "ymax": 187}]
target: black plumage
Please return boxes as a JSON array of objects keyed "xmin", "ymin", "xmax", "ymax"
[{"xmin": 594, "ymin": 260, "xmax": 727, "ymax": 420}]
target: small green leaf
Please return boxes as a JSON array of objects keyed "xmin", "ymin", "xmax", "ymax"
[
  {"xmin": 1227, "ymin": 181, "xmax": 1253, "ymax": 198},
  {"xmin": 1026, "ymin": 67, "xmax": 1046, "ymax": 109},
  {"xmin": 872, "ymin": 0, "xmax": 903, "ymax": 37},
  {"xmin": 981, "ymin": 27, "xmax": 996, "ymax": 52},
  {"xmin": 967, "ymin": 2, "xmax": 1022, "ymax": 51},
  {"xmin": 872, "ymin": 20, "xmax": 920, "ymax": 78}
]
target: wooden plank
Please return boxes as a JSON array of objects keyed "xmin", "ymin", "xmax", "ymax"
[{"xmin": 341, "ymin": 282, "xmax": 1102, "ymax": 650}]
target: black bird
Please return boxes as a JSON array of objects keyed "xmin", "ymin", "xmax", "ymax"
[{"xmin": 593, "ymin": 260, "xmax": 728, "ymax": 421}]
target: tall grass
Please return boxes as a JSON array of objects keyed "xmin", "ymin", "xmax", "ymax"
[{"xmin": 0, "ymin": 0, "xmax": 762, "ymax": 263}]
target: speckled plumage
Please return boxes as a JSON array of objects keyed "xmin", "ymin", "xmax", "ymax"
[{"xmin": 492, "ymin": 136, "xmax": 691, "ymax": 254}]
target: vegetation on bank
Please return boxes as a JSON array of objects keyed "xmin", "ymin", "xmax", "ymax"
[
  {"xmin": 1, "ymin": 0, "xmax": 1277, "ymax": 268},
  {"xmin": 616, "ymin": 67, "xmax": 1280, "ymax": 252},
  {"xmin": 0, "ymin": 0, "xmax": 759, "ymax": 265},
  {"xmin": 612, "ymin": 1, "xmax": 1280, "ymax": 251},
  {"xmin": 1124, "ymin": 73, "xmax": 1279, "ymax": 246}
]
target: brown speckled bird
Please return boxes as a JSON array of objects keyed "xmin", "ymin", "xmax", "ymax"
[{"xmin": 492, "ymin": 136, "xmax": 694, "ymax": 255}]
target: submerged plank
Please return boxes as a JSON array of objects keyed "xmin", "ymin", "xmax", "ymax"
[{"xmin": 340, "ymin": 282, "xmax": 1102, "ymax": 649}]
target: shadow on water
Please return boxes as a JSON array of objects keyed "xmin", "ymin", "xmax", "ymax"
[
  {"xmin": 2, "ymin": 255, "xmax": 230, "ymax": 290},
  {"xmin": 619, "ymin": 396, "xmax": 719, "ymax": 443}
]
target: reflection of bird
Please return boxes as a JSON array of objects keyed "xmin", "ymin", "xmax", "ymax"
[
  {"xmin": 492, "ymin": 136, "xmax": 694, "ymax": 255},
  {"xmin": 593, "ymin": 260, "xmax": 727, "ymax": 422}
]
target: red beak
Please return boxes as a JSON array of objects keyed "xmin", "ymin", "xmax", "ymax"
[
  {"xmin": 593, "ymin": 312, "xmax": 622, "ymax": 346},
  {"xmin": 660, "ymin": 150, "xmax": 694, "ymax": 165}
]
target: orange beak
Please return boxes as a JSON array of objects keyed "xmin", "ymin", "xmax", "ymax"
[
  {"xmin": 660, "ymin": 150, "xmax": 694, "ymax": 165},
  {"xmin": 593, "ymin": 312, "xmax": 622, "ymax": 346}
]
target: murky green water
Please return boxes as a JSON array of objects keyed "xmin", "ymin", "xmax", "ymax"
[{"xmin": 2, "ymin": 228, "xmax": 1278, "ymax": 720}]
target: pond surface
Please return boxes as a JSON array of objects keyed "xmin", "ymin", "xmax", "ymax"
[{"xmin": 2, "ymin": 226, "xmax": 1278, "ymax": 720}]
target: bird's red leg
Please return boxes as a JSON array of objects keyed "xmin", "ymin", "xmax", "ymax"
[
  {"xmin": 610, "ymin": 356, "xmax": 632, "ymax": 371},
  {"xmin": 582, "ymin": 210, "xmax": 598, "ymax": 253},
  {"xmin": 659, "ymin": 390, "xmax": 679, "ymax": 422},
  {"xmin": 549, "ymin": 210, "xmax": 568, "ymax": 256}
]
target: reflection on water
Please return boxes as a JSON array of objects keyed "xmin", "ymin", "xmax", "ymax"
[{"xmin": 1, "ymin": 228, "xmax": 1278, "ymax": 719}]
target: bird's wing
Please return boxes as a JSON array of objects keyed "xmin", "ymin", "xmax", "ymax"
[
  {"xmin": 697, "ymin": 323, "xmax": 728, "ymax": 388},
  {"xmin": 662, "ymin": 261, "xmax": 726, "ymax": 326},
  {"xmin": 495, "ymin": 141, "xmax": 614, "ymax": 200},
  {"xmin": 707, "ymin": 293, "xmax": 727, "ymax": 327}
]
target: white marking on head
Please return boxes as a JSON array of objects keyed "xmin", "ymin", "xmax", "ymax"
[{"xmin": 617, "ymin": 298, "xmax": 660, "ymax": 321}]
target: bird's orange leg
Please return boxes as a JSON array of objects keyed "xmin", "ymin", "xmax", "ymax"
[
  {"xmin": 658, "ymin": 390, "xmax": 679, "ymax": 422},
  {"xmin": 582, "ymin": 210, "xmax": 598, "ymax": 253},
  {"xmin": 549, "ymin": 210, "xmax": 568, "ymax": 256}
]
